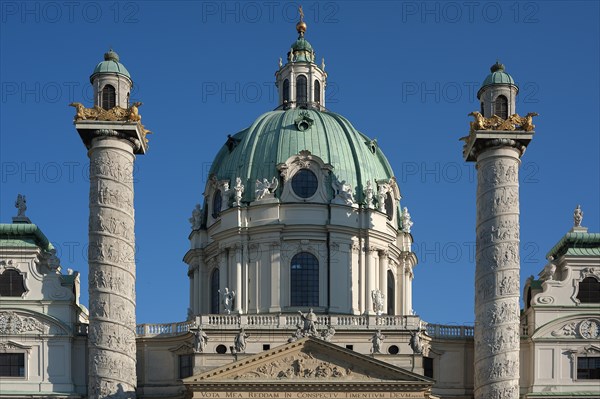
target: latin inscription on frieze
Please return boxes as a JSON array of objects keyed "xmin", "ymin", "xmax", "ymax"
[{"xmin": 194, "ymin": 393, "xmax": 426, "ymax": 399}]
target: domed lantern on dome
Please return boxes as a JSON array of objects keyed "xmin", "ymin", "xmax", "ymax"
[
  {"xmin": 275, "ymin": 6, "xmax": 327, "ymax": 111},
  {"xmin": 477, "ymin": 61, "xmax": 518, "ymax": 119},
  {"xmin": 90, "ymin": 49, "xmax": 133, "ymax": 110}
]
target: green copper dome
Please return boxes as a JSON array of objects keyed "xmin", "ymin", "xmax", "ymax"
[
  {"xmin": 209, "ymin": 108, "xmax": 394, "ymax": 203},
  {"xmin": 90, "ymin": 49, "xmax": 131, "ymax": 83},
  {"xmin": 289, "ymin": 36, "xmax": 316, "ymax": 63},
  {"xmin": 480, "ymin": 61, "xmax": 516, "ymax": 89},
  {"xmin": 292, "ymin": 37, "xmax": 313, "ymax": 53}
]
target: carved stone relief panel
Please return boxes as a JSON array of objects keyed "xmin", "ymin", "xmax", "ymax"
[
  {"xmin": 232, "ymin": 351, "xmax": 371, "ymax": 381},
  {"xmin": 551, "ymin": 319, "xmax": 600, "ymax": 339},
  {"xmin": 0, "ymin": 311, "xmax": 47, "ymax": 335}
]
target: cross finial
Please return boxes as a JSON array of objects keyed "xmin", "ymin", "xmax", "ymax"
[{"xmin": 299, "ymin": 5, "xmax": 304, "ymax": 22}]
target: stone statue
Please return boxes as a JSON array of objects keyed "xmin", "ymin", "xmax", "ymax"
[
  {"xmin": 321, "ymin": 325, "xmax": 336, "ymax": 342},
  {"xmin": 409, "ymin": 331, "xmax": 423, "ymax": 354},
  {"xmin": 538, "ymin": 256, "xmax": 556, "ymax": 281},
  {"xmin": 234, "ymin": 328, "xmax": 249, "ymax": 353},
  {"xmin": 278, "ymin": 57, "xmax": 282, "ymax": 68},
  {"xmin": 192, "ymin": 327, "xmax": 209, "ymax": 353},
  {"xmin": 288, "ymin": 324, "xmax": 304, "ymax": 343},
  {"xmin": 288, "ymin": 48, "xmax": 294, "ymax": 62},
  {"xmin": 298, "ymin": 308, "xmax": 318, "ymax": 336},
  {"xmin": 219, "ymin": 287, "xmax": 235, "ymax": 314},
  {"xmin": 189, "ymin": 204, "xmax": 202, "ymax": 230},
  {"xmin": 221, "ymin": 182, "xmax": 232, "ymax": 209},
  {"xmin": 255, "ymin": 177, "xmax": 278, "ymax": 200},
  {"xmin": 401, "ymin": 207, "xmax": 413, "ymax": 233},
  {"xmin": 331, "ymin": 176, "xmax": 355, "ymax": 206},
  {"xmin": 46, "ymin": 248, "xmax": 60, "ymax": 272},
  {"xmin": 233, "ymin": 177, "xmax": 244, "ymax": 207},
  {"xmin": 364, "ymin": 180, "xmax": 374, "ymax": 209},
  {"xmin": 370, "ymin": 330, "xmax": 385, "ymax": 354},
  {"xmin": 574, "ymin": 205, "xmax": 583, "ymax": 227},
  {"xmin": 376, "ymin": 183, "xmax": 389, "ymax": 212},
  {"xmin": 371, "ymin": 289, "xmax": 385, "ymax": 316},
  {"xmin": 321, "ymin": 57, "xmax": 326, "ymax": 71},
  {"xmin": 15, "ymin": 194, "xmax": 27, "ymax": 217}
]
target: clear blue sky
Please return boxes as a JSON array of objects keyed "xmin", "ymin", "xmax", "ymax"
[{"xmin": 1, "ymin": 1, "xmax": 598, "ymax": 325}]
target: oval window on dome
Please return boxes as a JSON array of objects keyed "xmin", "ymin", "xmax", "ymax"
[
  {"xmin": 384, "ymin": 192, "xmax": 394, "ymax": 221},
  {"xmin": 212, "ymin": 190, "xmax": 222, "ymax": 219},
  {"xmin": 291, "ymin": 169, "xmax": 318, "ymax": 199}
]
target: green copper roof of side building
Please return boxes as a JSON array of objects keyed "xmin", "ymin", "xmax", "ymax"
[
  {"xmin": 209, "ymin": 108, "xmax": 395, "ymax": 203},
  {"xmin": 90, "ymin": 49, "xmax": 131, "ymax": 83},
  {"xmin": 0, "ymin": 223, "xmax": 53, "ymax": 251},
  {"xmin": 546, "ymin": 231, "xmax": 600, "ymax": 259}
]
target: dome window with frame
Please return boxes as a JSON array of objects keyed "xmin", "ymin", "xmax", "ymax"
[
  {"xmin": 0, "ymin": 269, "xmax": 26, "ymax": 297},
  {"xmin": 384, "ymin": 192, "xmax": 394, "ymax": 221},
  {"xmin": 291, "ymin": 169, "xmax": 318, "ymax": 199},
  {"xmin": 212, "ymin": 190, "xmax": 222, "ymax": 219}
]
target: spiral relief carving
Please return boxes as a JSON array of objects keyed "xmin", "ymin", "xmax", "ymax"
[
  {"xmin": 87, "ymin": 137, "xmax": 137, "ymax": 398},
  {"xmin": 474, "ymin": 154, "xmax": 521, "ymax": 399}
]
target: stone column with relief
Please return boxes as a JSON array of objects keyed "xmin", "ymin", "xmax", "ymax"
[
  {"xmin": 463, "ymin": 123, "xmax": 535, "ymax": 399},
  {"xmin": 72, "ymin": 93, "xmax": 151, "ymax": 398}
]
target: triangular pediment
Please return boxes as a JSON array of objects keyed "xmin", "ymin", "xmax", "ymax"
[{"xmin": 184, "ymin": 337, "xmax": 432, "ymax": 385}]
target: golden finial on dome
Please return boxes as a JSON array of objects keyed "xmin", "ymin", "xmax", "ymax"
[{"xmin": 296, "ymin": 5, "xmax": 307, "ymax": 36}]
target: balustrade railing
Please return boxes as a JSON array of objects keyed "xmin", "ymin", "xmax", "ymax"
[
  {"xmin": 134, "ymin": 314, "xmax": 473, "ymax": 339},
  {"xmin": 425, "ymin": 323, "xmax": 474, "ymax": 339}
]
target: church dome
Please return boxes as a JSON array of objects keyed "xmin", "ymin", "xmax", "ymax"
[
  {"xmin": 209, "ymin": 108, "xmax": 394, "ymax": 203},
  {"xmin": 89, "ymin": 49, "xmax": 131, "ymax": 83}
]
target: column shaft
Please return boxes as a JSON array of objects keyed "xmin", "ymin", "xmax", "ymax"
[
  {"xmin": 87, "ymin": 138, "xmax": 137, "ymax": 399},
  {"xmin": 474, "ymin": 147, "xmax": 521, "ymax": 399}
]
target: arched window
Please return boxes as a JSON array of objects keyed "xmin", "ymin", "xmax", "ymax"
[
  {"xmin": 0, "ymin": 269, "xmax": 26, "ymax": 297},
  {"xmin": 387, "ymin": 270, "xmax": 395, "ymax": 315},
  {"xmin": 283, "ymin": 79, "xmax": 290, "ymax": 103},
  {"xmin": 290, "ymin": 252, "xmax": 319, "ymax": 307},
  {"xmin": 101, "ymin": 84, "xmax": 116, "ymax": 110},
  {"xmin": 291, "ymin": 169, "xmax": 318, "ymax": 198},
  {"xmin": 480, "ymin": 102, "xmax": 484, "ymax": 115},
  {"xmin": 212, "ymin": 190, "xmax": 222, "ymax": 219},
  {"xmin": 296, "ymin": 75, "xmax": 307, "ymax": 106},
  {"xmin": 494, "ymin": 95, "xmax": 508, "ymax": 119},
  {"xmin": 384, "ymin": 193, "xmax": 394, "ymax": 221},
  {"xmin": 577, "ymin": 277, "xmax": 600, "ymax": 303},
  {"xmin": 526, "ymin": 287, "xmax": 532, "ymax": 308},
  {"xmin": 210, "ymin": 269, "xmax": 220, "ymax": 313},
  {"xmin": 314, "ymin": 80, "xmax": 321, "ymax": 104}
]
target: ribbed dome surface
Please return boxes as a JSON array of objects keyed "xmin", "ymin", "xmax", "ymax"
[
  {"xmin": 480, "ymin": 62, "xmax": 516, "ymax": 89},
  {"xmin": 209, "ymin": 108, "xmax": 394, "ymax": 203},
  {"xmin": 90, "ymin": 50, "xmax": 131, "ymax": 82}
]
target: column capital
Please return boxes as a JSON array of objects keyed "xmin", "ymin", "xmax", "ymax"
[
  {"xmin": 74, "ymin": 120, "xmax": 149, "ymax": 155},
  {"xmin": 462, "ymin": 130, "xmax": 534, "ymax": 162}
]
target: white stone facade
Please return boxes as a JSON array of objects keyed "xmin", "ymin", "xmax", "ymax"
[{"xmin": 0, "ymin": 225, "xmax": 87, "ymax": 398}]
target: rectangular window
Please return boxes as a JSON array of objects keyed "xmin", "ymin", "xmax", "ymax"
[
  {"xmin": 423, "ymin": 356, "xmax": 434, "ymax": 378},
  {"xmin": 179, "ymin": 354, "xmax": 193, "ymax": 379},
  {"xmin": 577, "ymin": 357, "xmax": 600, "ymax": 379},
  {"xmin": 0, "ymin": 353, "xmax": 25, "ymax": 377}
]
